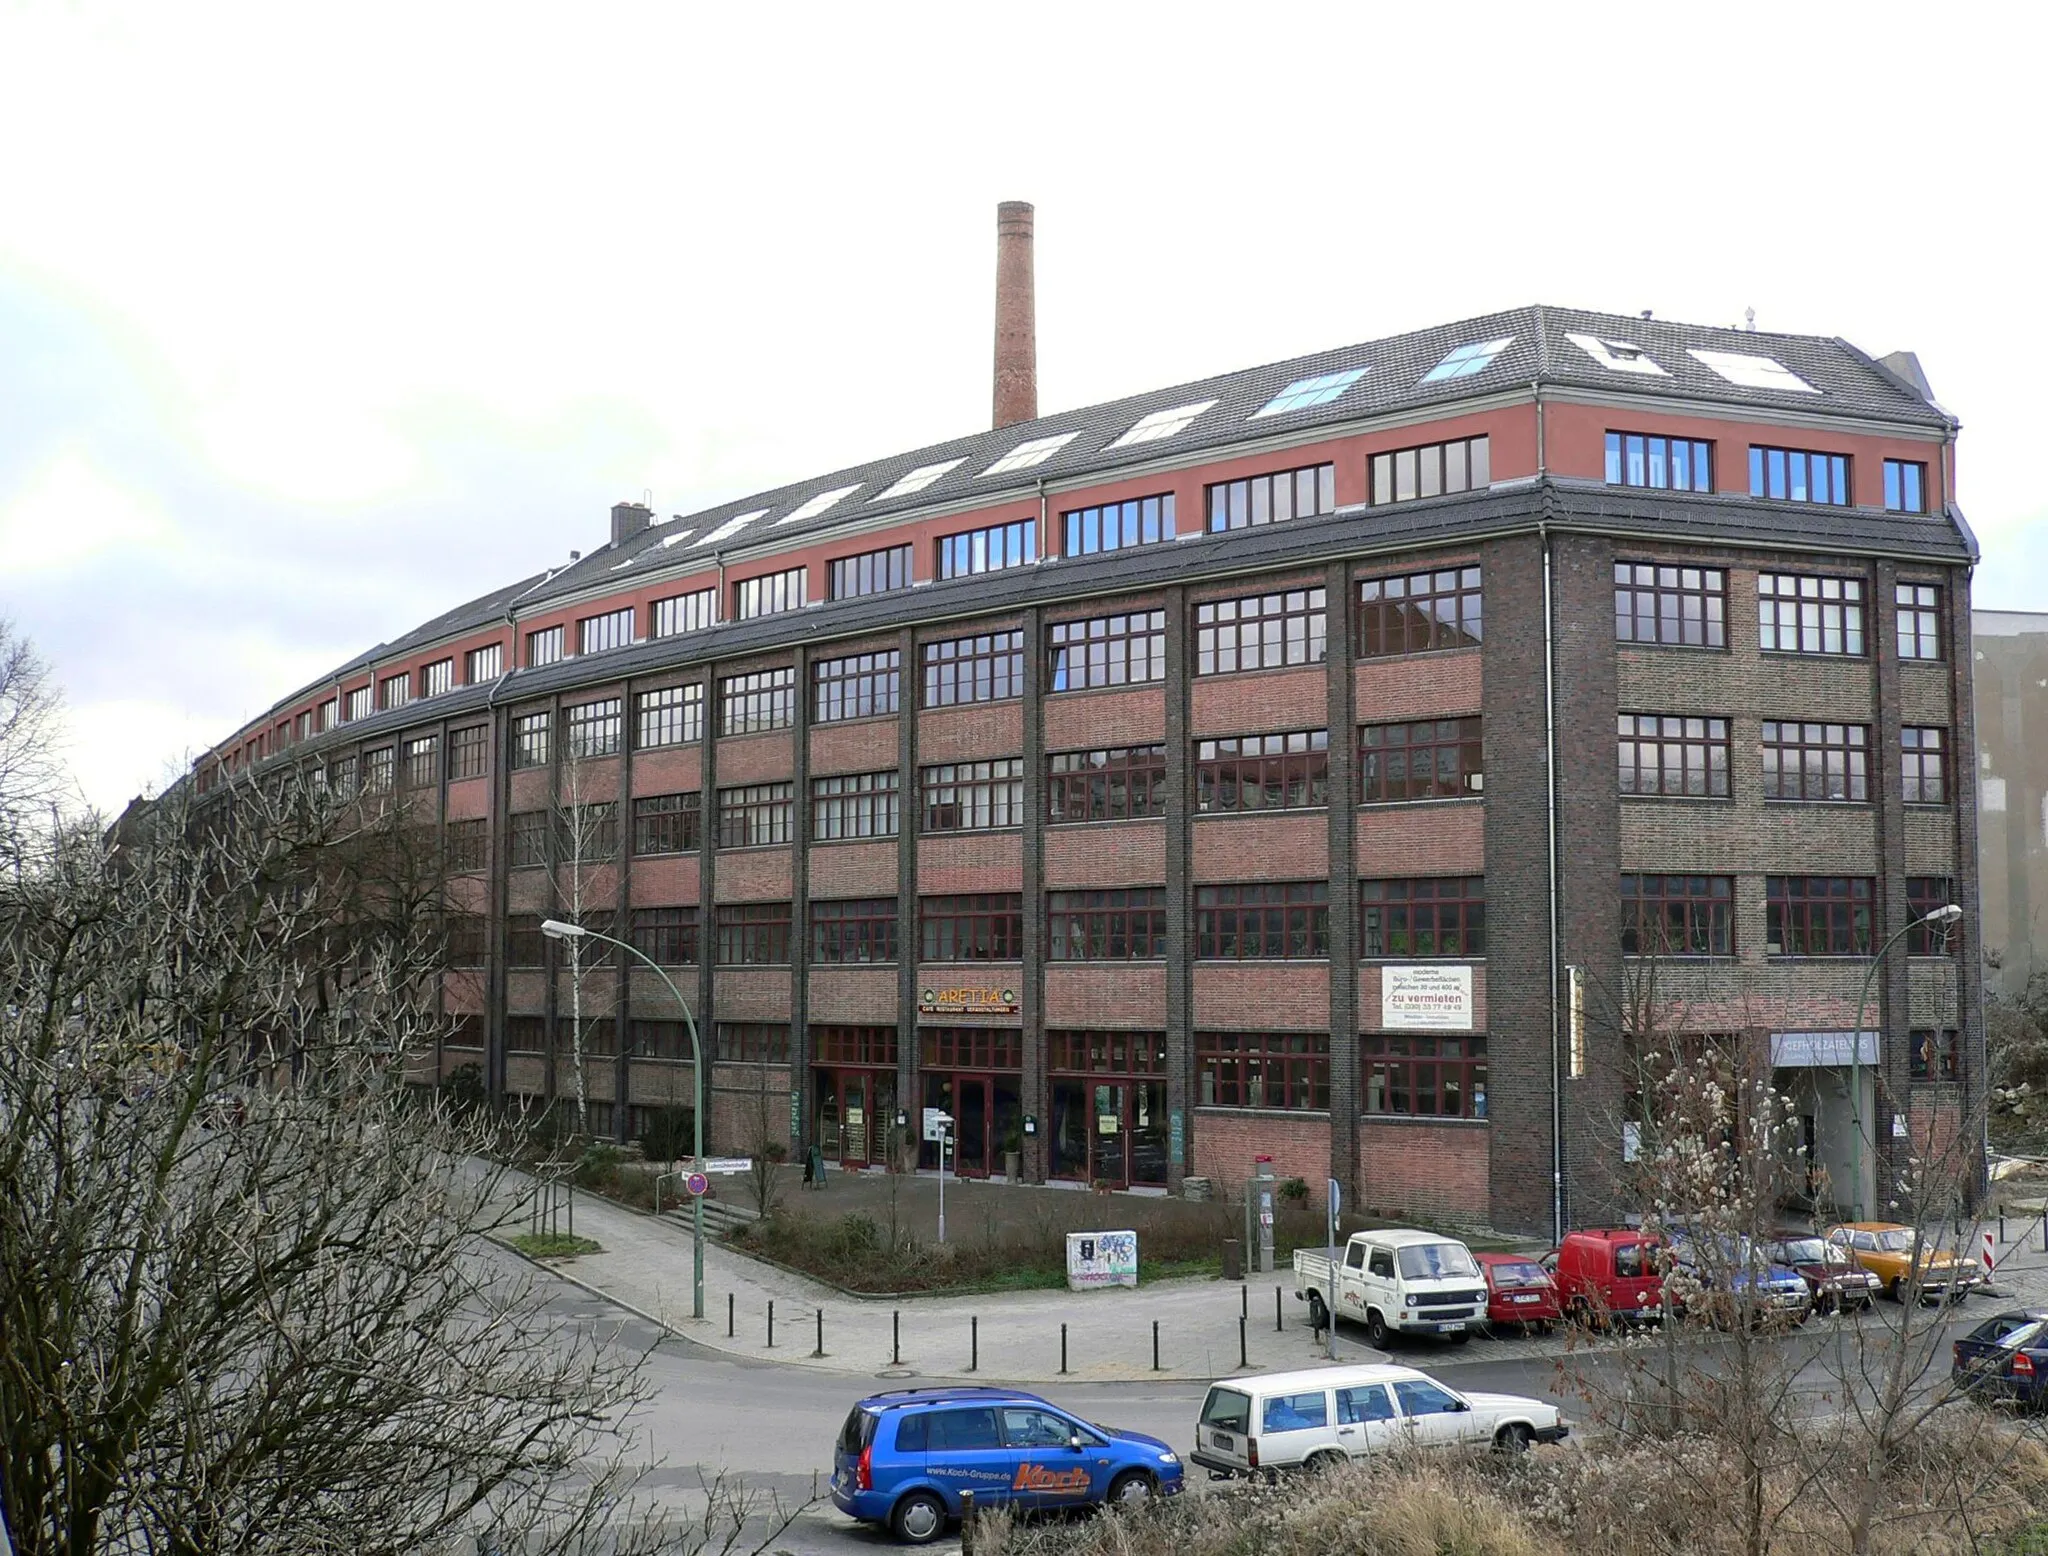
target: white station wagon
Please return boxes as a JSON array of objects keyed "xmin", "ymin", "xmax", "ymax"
[{"xmin": 1191, "ymin": 1363, "xmax": 1567, "ymax": 1475}]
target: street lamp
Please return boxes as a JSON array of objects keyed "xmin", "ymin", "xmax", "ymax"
[
  {"xmin": 1843, "ymin": 902, "xmax": 1963, "ymax": 1222},
  {"xmin": 541, "ymin": 917, "xmax": 706, "ymax": 1320}
]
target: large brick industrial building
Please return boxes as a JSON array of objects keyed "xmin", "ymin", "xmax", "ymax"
[{"xmin": 197, "ymin": 208, "xmax": 1983, "ymax": 1235}]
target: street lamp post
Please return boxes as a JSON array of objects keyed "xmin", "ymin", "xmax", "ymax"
[
  {"xmin": 542, "ymin": 918, "xmax": 706, "ymax": 1320},
  {"xmin": 1844, "ymin": 902, "xmax": 1963, "ymax": 1223}
]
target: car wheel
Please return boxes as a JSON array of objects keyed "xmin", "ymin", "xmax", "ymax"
[
  {"xmin": 1495, "ymin": 1424, "xmax": 1534, "ymax": 1454},
  {"xmin": 1889, "ymin": 1278, "xmax": 1905, "ymax": 1303},
  {"xmin": 1365, "ymin": 1310, "xmax": 1390, "ymax": 1349},
  {"xmin": 1448, "ymin": 1330, "xmax": 1471, "ymax": 1345},
  {"xmin": 1107, "ymin": 1469, "xmax": 1155, "ymax": 1507},
  {"xmin": 890, "ymin": 1490, "xmax": 948, "ymax": 1545},
  {"xmin": 1307, "ymin": 1292, "xmax": 1329, "ymax": 1335},
  {"xmin": 1303, "ymin": 1450, "xmax": 1348, "ymax": 1476}
]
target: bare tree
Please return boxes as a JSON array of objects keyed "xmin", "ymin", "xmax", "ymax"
[
  {"xmin": 0, "ymin": 768, "xmax": 669, "ymax": 1556},
  {"xmin": 0, "ymin": 619, "xmax": 67, "ymax": 864},
  {"xmin": 546, "ymin": 733, "xmax": 620, "ymax": 1135}
]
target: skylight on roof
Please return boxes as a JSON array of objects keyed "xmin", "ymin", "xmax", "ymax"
[
  {"xmin": 981, "ymin": 431, "xmax": 1078, "ymax": 477},
  {"xmin": 873, "ymin": 459, "xmax": 965, "ymax": 501},
  {"xmin": 1565, "ymin": 333, "xmax": 1669, "ymax": 377},
  {"xmin": 1686, "ymin": 348, "xmax": 1819, "ymax": 394},
  {"xmin": 659, "ymin": 527, "xmax": 699, "ymax": 548},
  {"xmin": 1421, "ymin": 337, "xmax": 1514, "ymax": 384},
  {"xmin": 1109, "ymin": 400, "xmax": 1217, "ymax": 448},
  {"xmin": 775, "ymin": 484, "xmax": 861, "ymax": 525},
  {"xmin": 1251, "ymin": 367, "xmax": 1368, "ymax": 418},
  {"xmin": 693, "ymin": 510, "xmax": 767, "ymax": 548}
]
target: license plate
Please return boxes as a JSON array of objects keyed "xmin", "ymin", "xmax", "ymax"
[
  {"xmin": 1512, "ymin": 1293, "xmax": 1540, "ymax": 1304},
  {"xmin": 1211, "ymin": 1432, "xmax": 1234, "ymax": 1451},
  {"xmin": 1438, "ymin": 1321, "xmax": 1466, "ymax": 1333}
]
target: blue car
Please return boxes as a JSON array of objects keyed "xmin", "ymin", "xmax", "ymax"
[
  {"xmin": 1666, "ymin": 1234, "xmax": 1812, "ymax": 1327},
  {"xmin": 832, "ymin": 1386, "xmax": 1184, "ymax": 1544},
  {"xmin": 1953, "ymin": 1310, "xmax": 2048, "ymax": 1408}
]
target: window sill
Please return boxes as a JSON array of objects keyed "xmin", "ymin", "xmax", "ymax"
[
  {"xmin": 809, "ymin": 834, "xmax": 901, "ymax": 847},
  {"xmin": 717, "ymin": 726, "xmax": 798, "ymax": 741},
  {"xmin": 1354, "ymin": 645, "xmax": 1482, "ymax": 666},
  {"xmin": 922, "ymin": 696, "xmax": 1026, "ymax": 712},
  {"xmin": 632, "ymin": 847, "xmax": 702, "ymax": 859},
  {"xmin": 1360, "ymin": 1112, "xmax": 1489, "ymax": 1128},
  {"xmin": 1361, "ymin": 956, "xmax": 1485, "ymax": 965},
  {"xmin": 811, "ymin": 959, "xmax": 899, "ymax": 968},
  {"xmin": 1757, "ymin": 650, "xmax": 1869, "ymax": 662},
  {"xmin": 1621, "ymin": 954, "xmax": 1736, "ymax": 963},
  {"xmin": 1045, "ymin": 678, "xmax": 1167, "ymax": 700},
  {"xmin": 1047, "ymin": 958, "xmax": 1168, "ymax": 967},
  {"xmin": 1760, "ymin": 799, "xmax": 1874, "ymax": 808},
  {"xmin": 1620, "ymin": 793, "xmax": 1734, "ymax": 804},
  {"xmin": 919, "ymin": 826, "xmax": 1024, "ymax": 838},
  {"xmin": 715, "ymin": 962, "xmax": 792, "ymax": 970},
  {"xmin": 1764, "ymin": 955, "xmax": 1875, "ymax": 963},
  {"xmin": 1357, "ymin": 795, "xmax": 1483, "ymax": 811},
  {"xmin": 1047, "ymin": 815, "xmax": 1168, "ymax": 829},
  {"xmin": 1194, "ymin": 805, "xmax": 1330, "ymax": 820},
  {"xmin": 1615, "ymin": 641, "xmax": 1731, "ymax": 655},
  {"xmin": 1192, "ymin": 659, "xmax": 1330, "ymax": 685},
  {"xmin": 635, "ymin": 739, "xmax": 703, "ymax": 753},
  {"xmin": 1902, "ymin": 802, "xmax": 1952, "ymax": 811},
  {"xmin": 1194, "ymin": 958, "xmax": 1333, "ymax": 966},
  {"xmin": 1192, "ymin": 1105, "xmax": 1331, "ymax": 1121},
  {"xmin": 810, "ymin": 711, "xmax": 900, "ymax": 730}
]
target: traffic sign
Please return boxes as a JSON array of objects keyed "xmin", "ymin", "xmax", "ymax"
[
  {"xmin": 685, "ymin": 1172, "xmax": 710, "ymax": 1197},
  {"xmin": 701, "ymin": 1157, "xmax": 752, "ymax": 1175}
]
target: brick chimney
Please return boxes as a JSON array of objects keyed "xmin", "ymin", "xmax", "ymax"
[
  {"xmin": 992, "ymin": 200, "xmax": 1037, "ymax": 430},
  {"xmin": 611, "ymin": 500, "xmax": 653, "ymax": 548}
]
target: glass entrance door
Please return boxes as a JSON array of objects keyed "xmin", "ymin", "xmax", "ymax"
[
  {"xmin": 815, "ymin": 1068, "xmax": 893, "ymax": 1169},
  {"xmin": 955, "ymin": 1075, "xmax": 991, "ymax": 1177},
  {"xmin": 1091, "ymin": 1084, "xmax": 1128, "ymax": 1188}
]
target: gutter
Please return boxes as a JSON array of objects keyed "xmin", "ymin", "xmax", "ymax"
[{"xmin": 1536, "ymin": 383, "xmax": 1565, "ymax": 1243}]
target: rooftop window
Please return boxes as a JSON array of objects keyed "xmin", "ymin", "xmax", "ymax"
[
  {"xmin": 1566, "ymin": 333, "xmax": 1669, "ymax": 377},
  {"xmin": 777, "ymin": 484, "xmax": 860, "ymax": 525},
  {"xmin": 1251, "ymin": 367, "xmax": 1368, "ymax": 418},
  {"xmin": 1421, "ymin": 337, "xmax": 1513, "ymax": 384},
  {"xmin": 692, "ymin": 509, "xmax": 767, "ymax": 548},
  {"xmin": 981, "ymin": 431, "xmax": 1078, "ymax": 476},
  {"xmin": 1686, "ymin": 349, "xmax": 1818, "ymax": 394},
  {"xmin": 1109, "ymin": 399, "xmax": 1216, "ymax": 448},
  {"xmin": 873, "ymin": 459, "xmax": 964, "ymax": 501}
]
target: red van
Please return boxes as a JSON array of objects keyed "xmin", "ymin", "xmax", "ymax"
[{"xmin": 1544, "ymin": 1230, "xmax": 1667, "ymax": 1326}]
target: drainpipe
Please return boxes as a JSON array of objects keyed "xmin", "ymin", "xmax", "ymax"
[
  {"xmin": 1036, "ymin": 477, "xmax": 1050, "ymax": 557},
  {"xmin": 1534, "ymin": 383, "xmax": 1564, "ymax": 1241}
]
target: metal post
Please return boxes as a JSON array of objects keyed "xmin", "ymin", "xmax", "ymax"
[
  {"xmin": 1152, "ymin": 1320, "xmax": 1160, "ymax": 1371},
  {"xmin": 893, "ymin": 1310, "xmax": 901, "ymax": 1366},
  {"xmin": 767, "ymin": 1299, "xmax": 775, "ymax": 1349},
  {"xmin": 1846, "ymin": 907, "xmax": 1959, "ymax": 1224},
  {"xmin": 1276, "ymin": 1285, "xmax": 1284, "ymax": 1331},
  {"xmin": 1060, "ymin": 1323, "xmax": 1068, "ymax": 1375},
  {"xmin": 727, "ymin": 1293, "xmax": 734, "ymax": 1338},
  {"xmin": 970, "ymin": 1315, "xmax": 978, "ymax": 1372},
  {"xmin": 1238, "ymin": 1315, "xmax": 1248, "ymax": 1370},
  {"xmin": 1240, "ymin": 1284, "xmax": 1248, "ymax": 1320},
  {"xmin": 813, "ymin": 1309, "xmax": 825, "ymax": 1359},
  {"xmin": 567, "ymin": 1183, "xmax": 574, "ymax": 1240},
  {"xmin": 938, "ymin": 1122, "xmax": 949, "ymax": 1244},
  {"xmin": 961, "ymin": 1491, "xmax": 978, "ymax": 1556}
]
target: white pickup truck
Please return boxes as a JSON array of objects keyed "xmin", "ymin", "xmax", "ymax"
[{"xmin": 1293, "ymin": 1228, "xmax": 1488, "ymax": 1347}]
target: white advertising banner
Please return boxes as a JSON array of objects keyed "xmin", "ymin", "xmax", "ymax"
[
  {"xmin": 1065, "ymin": 1230, "xmax": 1139, "ymax": 1291},
  {"xmin": 1381, "ymin": 965, "xmax": 1474, "ymax": 1030}
]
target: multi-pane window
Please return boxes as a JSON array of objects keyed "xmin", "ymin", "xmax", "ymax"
[
  {"xmin": 921, "ymin": 1027, "xmax": 1025, "ymax": 1070},
  {"xmin": 1063, "ymin": 494, "xmax": 1176, "ymax": 556},
  {"xmin": 651, "ymin": 588, "xmax": 717, "ymax": 639},
  {"xmin": 1359, "ymin": 878, "xmax": 1486, "ymax": 958},
  {"xmin": 319, "ymin": 698, "xmax": 339, "ymax": 732},
  {"xmin": 526, "ymin": 626, "xmax": 565, "ymax": 667},
  {"xmin": 379, "ymin": 673, "xmax": 411, "ymax": 711},
  {"xmin": 1369, "ymin": 436, "xmax": 1490, "ymax": 505},
  {"xmin": 631, "ymin": 792, "xmax": 701, "ymax": 855},
  {"xmin": 421, "ymin": 658, "xmax": 454, "ymax": 697},
  {"xmin": 830, "ymin": 544, "xmax": 913, "ymax": 600},
  {"xmin": 1618, "ymin": 714, "xmax": 1731, "ymax": 798},
  {"xmin": 465, "ymin": 642, "xmax": 503, "ymax": 683},
  {"xmin": 812, "ymin": 898, "xmax": 899, "ymax": 964},
  {"xmin": 1206, "ymin": 463, "xmax": 1336, "ymax": 532},
  {"xmin": 716, "ymin": 782, "xmax": 793, "ymax": 848},
  {"xmin": 1907, "ymin": 877, "xmax": 1961, "ymax": 955},
  {"xmin": 506, "ymin": 916, "xmax": 547, "ymax": 968},
  {"xmin": 1198, "ymin": 1032, "xmax": 1330, "ymax": 1111},
  {"xmin": 1364, "ymin": 1035, "xmax": 1488, "ymax": 1118},
  {"xmin": 1766, "ymin": 876, "xmax": 1874, "ymax": 956},
  {"xmin": 1195, "ymin": 729, "xmax": 1328, "ymax": 812},
  {"xmin": 504, "ymin": 1015, "xmax": 546, "ymax": 1051},
  {"xmin": 444, "ymin": 817, "xmax": 488, "ymax": 872},
  {"xmin": 630, "ymin": 906, "xmax": 699, "ymax": 965},
  {"xmin": 1884, "ymin": 459, "xmax": 1928, "ymax": 514},
  {"xmin": 813, "ymin": 650, "xmax": 900, "ymax": 723},
  {"xmin": 1194, "ymin": 587, "xmax": 1327, "ymax": 675},
  {"xmin": 715, "ymin": 903, "xmax": 792, "ymax": 965},
  {"xmin": 1046, "ymin": 610, "xmax": 1165, "ymax": 692},
  {"xmin": 346, "ymin": 686, "xmax": 374, "ymax": 722},
  {"xmin": 579, "ymin": 607, "xmax": 635, "ymax": 654},
  {"xmin": 815, "ymin": 1024, "xmax": 900, "ymax": 1066},
  {"xmin": 1901, "ymin": 727, "xmax": 1947, "ymax": 804},
  {"xmin": 565, "ymin": 697, "xmax": 622, "ymax": 759},
  {"xmin": 922, "ymin": 630, "xmax": 1024, "ymax": 707},
  {"xmin": 326, "ymin": 755, "xmax": 356, "ymax": 794},
  {"xmin": 1761, "ymin": 721, "xmax": 1869, "ymax": 802},
  {"xmin": 635, "ymin": 684, "xmax": 702, "ymax": 748},
  {"xmin": 1048, "ymin": 888, "xmax": 1168, "ymax": 960},
  {"xmin": 1046, "ymin": 745, "xmax": 1168, "ymax": 823},
  {"xmin": 920, "ymin": 894, "xmax": 1024, "ymax": 961},
  {"xmin": 562, "ymin": 802, "xmax": 618, "ymax": 860},
  {"xmin": 1048, "ymin": 1030, "xmax": 1168, "ymax": 1074},
  {"xmin": 1359, "ymin": 718, "xmax": 1483, "ymax": 802},
  {"xmin": 1909, "ymin": 1028, "xmax": 1959, "ymax": 1082},
  {"xmin": 1604, "ymin": 432, "xmax": 1713, "ymax": 492},
  {"xmin": 734, "ymin": 566, "xmax": 807, "ymax": 620},
  {"xmin": 1758, "ymin": 573, "xmax": 1866, "ymax": 656},
  {"xmin": 1614, "ymin": 562, "xmax": 1727, "ymax": 647},
  {"xmin": 626, "ymin": 1021, "xmax": 692, "ymax": 1061},
  {"xmin": 1896, "ymin": 583, "xmax": 1943, "ymax": 661},
  {"xmin": 719, "ymin": 667, "xmax": 796, "ymax": 735},
  {"xmin": 714, "ymin": 1023, "xmax": 792, "ymax": 1063},
  {"xmin": 1621, "ymin": 874, "xmax": 1735, "ymax": 956},
  {"xmin": 1357, "ymin": 566, "xmax": 1483, "ymax": 657},
  {"xmin": 937, "ymin": 517, "xmax": 1036, "ymax": 580},
  {"xmin": 812, "ymin": 770, "xmax": 899, "ymax": 840},
  {"xmin": 509, "ymin": 811, "xmax": 550, "ymax": 869},
  {"xmin": 1750, "ymin": 445, "xmax": 1850, "ymax": 505},
  {"xmin": 402, "ymin": 734, "xmax": 438, "ymax": 789},
  {"xmin": 363, "ymin": 747, "xmax": 395, "ymax": 795},
  {"xmin": 921, "ymin": 759, "xmax": 1024, "ymax": 832},
  {"xmin": 443, "ymin": 915, "xmax": 487, "ymax": 967},
  {"xmin": 1195, "ymin": 882, "xmax": 1330, "ymax": 959},
  {"xmin": 449, "ymin": 724, "xmax": 488, "ymax": 780}
]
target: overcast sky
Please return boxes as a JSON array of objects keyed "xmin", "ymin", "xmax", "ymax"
[{"xmin": 4, "ymin": 1, "xmax": 2043, "ymax": 816}]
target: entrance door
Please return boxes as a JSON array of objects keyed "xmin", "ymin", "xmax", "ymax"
[
  {"xmin": 1091, "ymin": 1084, "xmax": 1128, "ymax": 1188},
  {"xmin": 954, "ymin": 1075, "xmax": 992, "ymax": 1177}
]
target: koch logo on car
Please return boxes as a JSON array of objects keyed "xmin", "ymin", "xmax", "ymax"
[{"xmin": 1013, "ymin": 1463, "xmax": 1091, "ymax": 1494}]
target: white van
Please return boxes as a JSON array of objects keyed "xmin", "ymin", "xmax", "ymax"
[
  {"xmin": 1294, "ymin": 1228, "xmax": 1488, "ymax": 1346},
  {"xmin": 1190, "ymin": 1363, "xmax": 1566, "ymax": 1475}
]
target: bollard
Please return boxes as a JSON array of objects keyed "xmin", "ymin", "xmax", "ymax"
[
  {"xmin": 1153, "ymin": 1319, "xmax": 1160, "ymax": 1372},
  {"xmin": 970, "ymin": 1315, "xmax": 979, "ymax": 1372},
  {"xmin": 1238, "ymin": 1315, "xmax": 1248, "ymax": 1370},
  {"xmin": 1999, "ymin": 1207, "xmax": 2006, "ymax": 1243},
  {"xmin": 893, "ymin": 1310, "xmax": 901, "ymax": 1367},
  {"xmin": 1276, "ymin": 1284, "xmax": 1284, "ymax": 1332},
  {"xmin": 1060, "ymin": 1323, "xmax": 1069, "ymax": 1375},
  {"xmin": 961, "ymin": 1490, "xmax": 978, "ymax": 1556},
  {"xmin": 728, "ymin": 1292, "xmax": 735, "ymax": 1338},
  {"xmin": 1241, "ymin": 1285, "xmax": 1249, "ymax": 1320},
  {"xmin": 812, "ymin": 1309, "xmax": 825, "ymax": 1359},
  {"xmin": 767, "ymin": 1299, "xmax": 775, "ymax": 1349}
]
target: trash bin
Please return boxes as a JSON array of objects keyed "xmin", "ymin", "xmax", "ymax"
[{"xmin": 1222, "ymin": 1237, "xmax": 1243, "ymax": 1281}]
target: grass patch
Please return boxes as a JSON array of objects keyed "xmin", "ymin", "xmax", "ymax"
[{"xmin": 507, "ymin": 1231, "xmax": 601, "ymax": 1259}]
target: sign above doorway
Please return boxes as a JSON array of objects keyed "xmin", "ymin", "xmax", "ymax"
[{"xmin": 918, "ymin": 984, "xmax": 1019, "ymax": 1016}]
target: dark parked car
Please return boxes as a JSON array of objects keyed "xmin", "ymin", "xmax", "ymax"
[
  {"xmin": 1474, "ymin": 1252, "xmax": 1561, "ymax": 1332},
  {"xmin": 1952, "ymin": 1310, "xmax": 2048, "ymax": 1409},
  {"xmin": 1762, "ymin": 1236, "xmax": 1884, "ymax": 1313}
]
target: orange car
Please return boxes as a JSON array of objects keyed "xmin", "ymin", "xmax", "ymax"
[{"xmin": 1825, "ymin": 1223, "xmax": 1981, "ymax": 1303}]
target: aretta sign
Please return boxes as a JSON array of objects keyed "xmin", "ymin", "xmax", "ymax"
[{"xmin": 1381, "ymin": 965, "xmax": 1474, "ymax": 1029}]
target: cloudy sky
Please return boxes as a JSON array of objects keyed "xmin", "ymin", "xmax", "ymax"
[{"xmin": 4, "ymin": 1, "xmax": 2043, "ymax": 815}]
